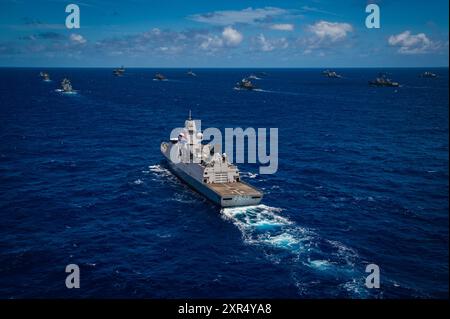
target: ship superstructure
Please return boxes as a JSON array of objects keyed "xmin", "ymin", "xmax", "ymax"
[{"xmin": 160, "ymin": 113, "xmax": 263, "ymax": 207}]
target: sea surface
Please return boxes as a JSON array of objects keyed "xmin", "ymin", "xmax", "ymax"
[{"xmin": 0, "ymin": 68, "xmax": 448, "ymax": 298}]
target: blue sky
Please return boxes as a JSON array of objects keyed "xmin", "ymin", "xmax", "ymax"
[{"xmin": 0, "ymin": 0, "xmax": 448, "ymax": 67}]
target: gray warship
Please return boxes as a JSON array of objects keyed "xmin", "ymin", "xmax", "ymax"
[
  {"xmin": 369, "ymin": 73, "xmax": 400, "ymax": 87},
  {"xmin": 187, "ymin": 70, "xmax": 197, "ymax": 77},
  {"xmin": 113, "ymin": 66, "xmax": 125, "ymax": 76},
  {"xmin": 160, "ymin": 113, "xmax": 263, "ymax": 207},
  {"xmin": 420, "ymin": 71, "xmax": 437, "ymax": 78},
  {"xmin": 56, "ymin": 78, "xmax": 76, "ymax": 93},
  {"xmin": 39, "ymin": 71, "xmax": 51, "ymax": 81},
  {"xmin": 323, "ymin": 70, "xmax": 342, "ymax": 78},
  {"xmin": 235, "ymin": 78, "xmax": 256, "ymax": 90},
  {"xmin": 154, "ymin": 73, "xmax": 167, "ymax": 81}
]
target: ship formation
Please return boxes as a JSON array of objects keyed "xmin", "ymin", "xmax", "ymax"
[
  {"xmin": 43, "ymin": 68, "xmax": 443, "ymax": 97},
  {"xmin": 38, "ymin": 68, "xmax": 439, "ymax": 205},
  {"xmin": 161, "ymin": 113, "xmax": 263, "ymax": 207}
]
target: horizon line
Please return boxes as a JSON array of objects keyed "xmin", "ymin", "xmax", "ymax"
[{"xmin": 1, "ymin": 66, "xmax": 449, "ymax": 69}]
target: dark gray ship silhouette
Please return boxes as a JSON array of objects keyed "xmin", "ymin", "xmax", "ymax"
[
  {"xmin": 322, "ymin": 69, "xmax": 342, "ymax": 78},
  {"xmin": 369, "ymin": 73, "xmax": 400, "ymax": 87},
  {"xmin": 235, "ymin": 78, "xmax": 256, "ymax": 90},
  {"xmin": 420, "ymin": 71, "xmax": 437, "ymax": 78},
  {"xmin": 113, "ymin": 66, "xmax": 125, "ymax": 76},
  {"xmin": 154, "ymin": 73, "xmax": 167, "ymax": 81}
]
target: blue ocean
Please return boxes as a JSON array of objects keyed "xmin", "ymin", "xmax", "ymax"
[{"xmin": 0, "ymin": 68, "xmax": 448, "ymax": 298}]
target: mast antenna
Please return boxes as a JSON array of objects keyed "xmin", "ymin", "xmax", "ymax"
[{"xmin": 188, "ymin": 109, "xmax": 192, "ymax": 120}]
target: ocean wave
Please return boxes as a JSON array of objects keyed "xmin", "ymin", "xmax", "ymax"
[
  {"xmin": 144, "ymin": 164, "xmax": 197, "ymax": 200},
  {"xmin": 148, "ymin": 164, "xmax": 171, "ymax": 175},
  {"xmin": 144, "ymin": 164, "xmax": 175, "ymax": 181},
  {"xmin": 167, "ymin": 192, "xmax": 198, "ymax": 204},
  {"xmin": 221, "ymin": 204, "xmax": 366, "ymax": 296},
  {"xmin": 242, "ymin": 171, "xmax": 258, "ymax": 179},
  {"xmin": 257, "ymin": 89, "xmax": 301, "ymax": 95},
  {"xmin": 221, "ymin": 205, "xmax": 358, "ymax": 259},
  {"xmin": 340, "ymin": 279, "xmax": 369, "ymax": 297}
]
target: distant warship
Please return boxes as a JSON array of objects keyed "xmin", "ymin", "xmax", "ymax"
[
  {"xmin": 113, "ymin": 66, "xmax": 125, "ymax": 76},
  {"xmin": 39, "ymin": 71, "xmax": 51, "ymax": 82},
  {"xmin": 369, "ymin": 73, "xmax": 400, "ymax": 87},
  {"xmin": 154, "ymin": 73, "xmax": 167, "ymax": 81},
  {"xmin": 187, "ymin": 70, "xmax": 197, "ymax": 77},
  {"xmin": 161, "ymin": 112, "xmax": 263, "ymax": 207},
  {"xmin": 56, "ymin": 78, "xmax": 75, "ymax": 93},
  {"xmin": 420, "ymin": 71, "xmax": 437, "ymax": 78},
  {"xmin": 235, "ymin": 78, "xmax": 256, "ymax": 90},
  {"xmin": 323, "ymin": 70, "xmax": 342, "ymax": 78}
]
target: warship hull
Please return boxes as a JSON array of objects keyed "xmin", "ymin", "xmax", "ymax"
[{"xmin": 162, "ymin": 151, "xmax": 263, "ymax": 207}]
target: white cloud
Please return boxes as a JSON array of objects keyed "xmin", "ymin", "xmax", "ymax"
[
  {"xmin": 256, "ymin": 34, "xmax": 274, "ymax": 51},
  {"xmin": 198, "ymin": 27, "xmax": 243, "ymax": 51},
  {"xmin": 307, "ymin": 20, "xmax": 353, "ymax": 42},
  {"xmin": 296, "ymin": 20, "xmax": 353, "ymax": 54},
  {"xmin": 270, "ymin": 23, "xmax": 294, "ymax": 31},
  {"xmin": 253, "ymin": 34, "xmax": 288, "ymax": 52},
  {"xmin": 222, "ymin": 26, "xmax": 243, "ymax": 46},
  {"xmin": 301, "ymin": 5, "xmax": 338, "ymax": 16},
  {"xmin": 156, "ymin": 45, "xmax": 183, "ymax": 54},
  {"xmin": 388, "ymin": 31, "xmax": 436, "ymax": 54},
  {"xmin": 70, "ymin": 33, "xmax": 86, "ymax": 44},
  {"xmin": 150, "ymin": 28, "xmax": 161, "ymax": 36},
  {"xmin": 198, "ymin": 34, "xmax": 224, "ymax": 51},
  {"xmin": 189, "ymin": 7, "xmax": 288, "ymax": 25}
]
